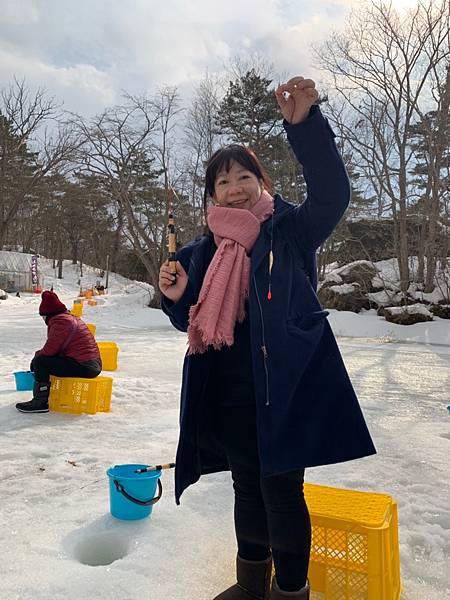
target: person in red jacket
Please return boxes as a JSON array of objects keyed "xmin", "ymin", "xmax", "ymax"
[{"xmin": 16, "ymin": 291, "xmax": 102, "ymax": 413}]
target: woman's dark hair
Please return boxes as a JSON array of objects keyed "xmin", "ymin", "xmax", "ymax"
[{"xmin": 202, "ymin": 145, "xmax": 273, "ymax": 216}]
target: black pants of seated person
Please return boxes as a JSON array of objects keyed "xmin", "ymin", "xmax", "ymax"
[
  {"xmin": 218, "ymin": 403, "xmax": 311, "ymax": 592},
  {"xmin": 32, "ymin": 355, "xmax": 101, "ymax": 383}
]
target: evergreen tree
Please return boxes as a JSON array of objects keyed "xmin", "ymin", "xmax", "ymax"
[
  {"xmin": 0, "ymin": 114, "xmax": 40, "ymax": 248},
  {"xmin": 216, "ymin": 69, "xmax": 278, "ymax": 158},
  {"xmin": 216, "ymin": 69, "xmax": 306, "ymax": 201}
]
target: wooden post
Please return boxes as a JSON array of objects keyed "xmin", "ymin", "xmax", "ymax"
[{"xmin": 105, "ymin": 254, "xmax": 110, "ymax": 289}]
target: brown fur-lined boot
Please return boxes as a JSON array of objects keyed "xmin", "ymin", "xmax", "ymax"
[{"xmin": 213, "ymin": 555, "xmax": 272, "ymax": 600}]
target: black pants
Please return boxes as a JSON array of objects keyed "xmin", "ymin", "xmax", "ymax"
[
  {"xmin": 218, "ymin": 404, "xmax": 311, "ymax": 592},
  {"xmin": 32, "ymin": 355, "xmax": 101, "ymax": 383}
]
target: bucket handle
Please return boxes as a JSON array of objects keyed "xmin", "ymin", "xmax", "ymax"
[{"xmin": 113, "ymin": 478, "xmax": 163, "ymax": 506}]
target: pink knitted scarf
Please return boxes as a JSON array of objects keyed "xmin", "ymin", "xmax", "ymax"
[{"xmin": 188, "ymin": 190, "xmax": 274, "ymax": 354}]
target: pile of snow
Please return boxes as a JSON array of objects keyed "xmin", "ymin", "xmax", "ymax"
[
  {"xmin": 368, "ymin": 289, "xmax": 401, "ymax": 306},
  {"xmin": 328, "ymin": 283, "xmax": 358, "ymax": 295},
  {"xmin": 322, "ymin": 271, "xmax": 343, "ymax": 284},
  {"xmin": 386, "ymin": 304, "xmax": 433, "ymax": 317},
  {"xmin": 320, "ymin": 258, "xmax": 450, "ymax": 328},
  {"xmin": 324, "ymin": 259, "xmax": 375, "ymax": 281},
  {"xmin": 374, "ymin": 259, "xmax": 450, "ymax": 304},
  {"xmin": 322, "ymin": 258, "xmax": 450, "ymax": 303}
]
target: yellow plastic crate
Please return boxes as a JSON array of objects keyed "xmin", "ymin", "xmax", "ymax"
[
  {"xmin": 97, "ymin": 341, "xmax": 119, "ymax": 371},
  {"xmin": 70, "ymin": 303, "xmax": 83, "ymax": 317},
  {"xmin": 85, "ymin": 322, "xmax": 96, "ymax": 336},
  {"xmin": 305, "ymin": 483, "xmax": 401, "ymax": 600},
  {"xmin": 49, "ymin": 375, "xmax": 113, "ymax": 414}
]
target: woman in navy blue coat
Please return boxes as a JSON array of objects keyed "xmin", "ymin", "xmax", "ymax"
[{"xmin": 160, "ymin": 76, "xmax": 376, "ymax": 600}]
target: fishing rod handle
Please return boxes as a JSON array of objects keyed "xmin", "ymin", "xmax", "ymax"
[{"xmin": 135, "ymin": 462, "xmax": 175, "ymax": 473}]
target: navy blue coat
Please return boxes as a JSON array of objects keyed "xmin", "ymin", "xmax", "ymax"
[{"xmin": 162, "ymin": 107, "xmax": 376, "ymax": 504}]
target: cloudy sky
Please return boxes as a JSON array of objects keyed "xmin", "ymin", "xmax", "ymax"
[{"xmin": 0, "ymin": 0, "xmax": 417, "ymax": 117}]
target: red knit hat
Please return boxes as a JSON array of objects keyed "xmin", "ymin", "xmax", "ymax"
[{"xmin": 39, "ymin": 291, "xmax": 67, "ymax": 316}]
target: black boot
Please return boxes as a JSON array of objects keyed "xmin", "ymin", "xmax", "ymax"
[
  {"xmin": 16, "ymin": 381, "xmax": 50, "ymax": 413},
  {"xmin": 270, "ymin": 578, "xmax": 310, "ymax": 599},
  {"xmin": 213, "ymin": 555, "xmax": 272, "ymax": 600}
]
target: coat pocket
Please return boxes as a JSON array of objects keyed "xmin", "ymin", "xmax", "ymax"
[{"xmin": 286, "ymin": 309, "xmax": 330, "ymax": 335}]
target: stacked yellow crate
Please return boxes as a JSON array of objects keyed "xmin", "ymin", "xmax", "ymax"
[
  {"xmin": 97, "ymin": 341, "xmax": 119, "ymax": 371},
  {"xmin": 49, "ymin": 375, "xmax": 113, "ymax": 414},
  {"xmin": 304, "ymin": 483, "xmax": 401, "ymax": 600}
]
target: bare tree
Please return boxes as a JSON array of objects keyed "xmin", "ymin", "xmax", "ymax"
[
  {"xmin": 226, "ymin": 53, "xmax": 276, "ymax": 84},
  {"xmin": 0, "ymin": 79, "xmax": 82, "ymax": 248},
  {"xmin": 75, "ymin": 92, "xmax": 189, "ymax": 305},
  {"xmin": 152, "ymin": 86, "xmax": 185, "ymax": 226},
  {"xmin": 314, "ymin": 0, "xmax": 450, "ymax": 291},
  {"xmin": 75, "ymin": 94, "xmax": 159, "ymax": 280},
  {"xmin": 131, "ymin": 86, "xmax": 186, "ymax": 305},
  {"xmin": 409, "ymin": 64, "xmax": 450, "ymax": 290},
  {"xmin": 182, "ymin": 72, "xmax": 222, "ymax": 227}
]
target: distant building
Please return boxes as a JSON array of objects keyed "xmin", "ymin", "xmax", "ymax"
[{"xmin": 0, "ymin": 251, "xmax": 44, "ymax": 292}]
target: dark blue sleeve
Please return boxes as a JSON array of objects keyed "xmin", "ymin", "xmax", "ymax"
[
  {"xmin": 160, "ymin": 239, "xmax": 202, "ymax": 333},
  {"xmin": 283, "ymin": 105, "xmax": 351, "ymax": 252}
]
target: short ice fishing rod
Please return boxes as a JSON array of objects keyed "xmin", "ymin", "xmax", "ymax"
[
  {"xmin": 135, "ymin": 463, "xmax": 176, "ymax": 474},
  {"xmin": 167, "ymin": 187, "xmax": 177, "ymax": 272}
]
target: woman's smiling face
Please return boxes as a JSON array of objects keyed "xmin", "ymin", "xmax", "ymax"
[{"xmin": 213, "ymin": 160, "xmax": 263, "ymax": 210}]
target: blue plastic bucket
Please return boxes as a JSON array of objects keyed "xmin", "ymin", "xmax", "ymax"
[
  {"xmin": 106, "ymin": 464, "xmax": 162, "ymax": 520},
  {"xmin": 14, "ymin": 371, "xmax": 35, "ymax": 391}
]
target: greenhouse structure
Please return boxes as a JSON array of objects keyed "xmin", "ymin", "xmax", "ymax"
[{"xmin": 0, "ymin": 251, "xmax": 44, "ymax": 292}]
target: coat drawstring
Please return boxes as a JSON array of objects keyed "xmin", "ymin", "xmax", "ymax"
[{"xmin": 267, "ymin": 211, "xmax": 274, "ymax": 301}]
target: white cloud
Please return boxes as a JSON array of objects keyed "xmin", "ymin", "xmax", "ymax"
[
  {"xmin": 0, "ymin": 0, "xmax": 39, "ymax": 25},
  {"xmin": 0, "ymin": 48, "xmax": 116, "ymax": 116},
  {"xmin": 0, "ymin": 0, "xmax": 356, "ymax": 115}
]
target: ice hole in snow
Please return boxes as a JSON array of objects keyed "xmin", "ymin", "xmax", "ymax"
[{"xmin": 73, "ymin": 532, "xmax": 129, "ymax": 566}]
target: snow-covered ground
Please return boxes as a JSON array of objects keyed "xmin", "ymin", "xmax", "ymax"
[{"xmin": 0, "ymin": 259, "xmax": 449, "ymax": 600}]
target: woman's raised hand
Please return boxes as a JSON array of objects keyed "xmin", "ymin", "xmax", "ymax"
[
  {"xmin": 275, "ymin": 76, "xmax": 319, "ymax": 125},
  {"xmin": 159, "ymin": 261, "xmax": 188, "ymax": 303}
]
